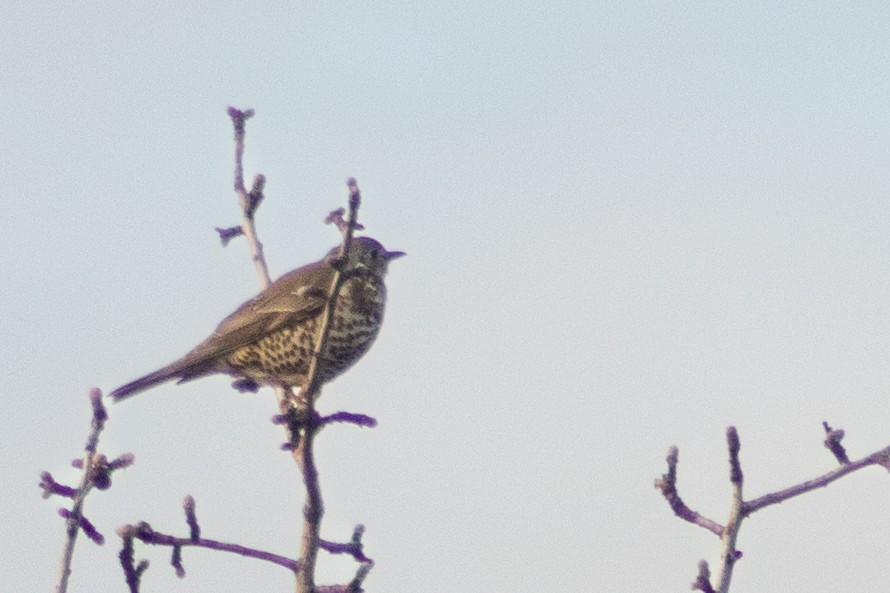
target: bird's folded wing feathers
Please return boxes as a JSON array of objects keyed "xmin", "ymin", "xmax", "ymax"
[
  {"xmin": 169, "ymin": 269, "xmax": 332, "ymax": 370},
  {"xmin": 178, "ymin": 299, "xmax": 326, "ymax": 367}
]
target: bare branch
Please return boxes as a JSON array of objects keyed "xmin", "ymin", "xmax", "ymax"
[
  {"xmin": 714, "ymin": 427, "xmax": 744, "ymax": 593},
  {"xmin": 660, "ymin": 423, "xmax": 890, "ymax": 592},
  {"xmin": 53, "ymin": 388, "xmax": 131, "ymax": 593},
  {"xmin": 291, "ymin": 178, "xmax": 364, "ymax": 593},
  {"xmin": 744, "ymin": 442, "xmax": 890, "ymax": 514},
  {"xmin": 120, "ymin": 520, "xmax": 299, "ymax": 573},
  {"xmin": 319, "ymin": 411, "xmax": 377, "ymax": 429},
  {"xmin": 318, "ymin": 525, "xmax": 374, "ymax": 564},
  {"xmin": 691, "ymin": 560, "xmax": 715, "ymax": 593},
  {"xmin": 654, "ymin": 446, "xmax": 724, "ymax": 536},
  {"xmin": 222, "ymin": 112, "xmax": 374, "ymax": 591},
  {"xmin": 58, "ymin": 509, "xmax": 104, "ymax": 544},
  {"xmin": 56, "ymin": 389, "xmax": 106, "ymax": 592},
  {"xmin": 117, "ymin": 525, "xmax": 150, "ymax": 593},
  {"xmin": 183, "ymin": 495, "xmax": 200, "ymax": 541},
  {"xmin": 215, "ymin": 226, "xmax": 243, "ymax": 246},
  {"xmin": 822, "ymin": 421, "xmax": 850, "ymax": 464},
  {"xmin": 247, "ymin": 174, "xmax": 267, "ymax": 219},
  {"xmin": 226, "ymin": 106, "xmax": 271, "ymax": 287},
  {"xmin": 40, "ymin": 473, "xmax": 77, "ymax": 499}
]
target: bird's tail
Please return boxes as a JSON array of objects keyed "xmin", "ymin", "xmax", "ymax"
[{"xmin": 108, "ymin": 365, "xmax": 182, "ymax": 402}]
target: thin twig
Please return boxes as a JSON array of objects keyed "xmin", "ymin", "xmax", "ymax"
[
  {"xmin": 744, "ymin": 443, "xmax": 890, "ymax": 514},
  {"xmin": 319, "ymin": 525, "xmax": 373, "ymax": 564},
  {"xmin": 118, "ymin": 525, "xmax": 150, "ymax": 593},
  {"xmin": 659, "ymin": 423, "xmax": 890, "ymax": 593},
  {"xmin": 123, "ymin": 521, "xmax": 299, "ymax": 572},
  {"xmin": 714, "ymin": 427, "xmax": 744, "ymax": 593},
  {"xmin": 653, "ymin": 446, "xmax": 724, "ymax": 536},
  {"xmin": 226, "ymin": 106, "xmax": 270, "ymax": 287},
  {"xmin": 822, "ymin": 421, "xmax": 850, "ymax": 464},
  {"xmin": 294, "ymin": 178, "xmax": 363, "ymax": 593},
  {"xmin": 226, "ymin": 107, "xmax": 293, "ymax": 422},
  {"xmin": 302, "ymin": 178, "xmax": 363, "ymax": 401},
  {"xmin": 691, "ymin": 560, "xmax": 715, "ymax": 593},
  {"xmin": 224, "ymin": 110, "xmax": 370, "ymax": 591},
  {"xmin": 55, "ymin": 389, "xmax": 108, "ymax": 593}
]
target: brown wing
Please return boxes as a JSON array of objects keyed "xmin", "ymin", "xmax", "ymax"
[
  {"xmin": 169, "ymin": 259, "xmax": 334, "ymax": 374},
  {"xmin": 109, "ymin": 258, "xmax": 335, "ymax": 400}
]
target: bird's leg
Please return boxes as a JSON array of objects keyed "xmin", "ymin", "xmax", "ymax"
[{"xmin": 275, "ymin": 386, "xmax": 320, "ymax": 450}]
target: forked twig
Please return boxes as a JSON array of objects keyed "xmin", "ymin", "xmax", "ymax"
[{"xmin": 657, "ymin": 423, "xmax": 890, "ymax": 593}]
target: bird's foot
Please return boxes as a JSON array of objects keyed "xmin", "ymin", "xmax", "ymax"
[{"xmin": 231, "ymin": 378, "xmax": 260, "ymax": 393}]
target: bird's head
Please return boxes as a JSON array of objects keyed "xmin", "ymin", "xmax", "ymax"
[{"xmin": 329, "ymin": 236, "xmax": 406, "ymax": 275}]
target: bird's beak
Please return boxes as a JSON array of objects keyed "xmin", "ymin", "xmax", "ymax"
[{"xmin": 385, "ymin": 250, "xmax": 406, "ymax": 261}]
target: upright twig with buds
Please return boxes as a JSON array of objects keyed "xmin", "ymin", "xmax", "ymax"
[{"xmin": 42, "ymin": 389, "xmax": 134, "ymax": 593}]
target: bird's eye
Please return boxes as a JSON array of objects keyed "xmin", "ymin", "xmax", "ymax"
[{"xmin": 369, "ymin": 249, "xmax": 379, "ymax": 260}]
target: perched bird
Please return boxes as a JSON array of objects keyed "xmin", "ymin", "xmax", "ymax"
[{"xmin": 109, "ymin": 236, "xmax": 404, "ymax": 401}]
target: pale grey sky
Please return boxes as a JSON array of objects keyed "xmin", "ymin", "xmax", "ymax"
[{"xmin": 4, "ymin": 3, "xmax": 890, "ymax": 592}]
